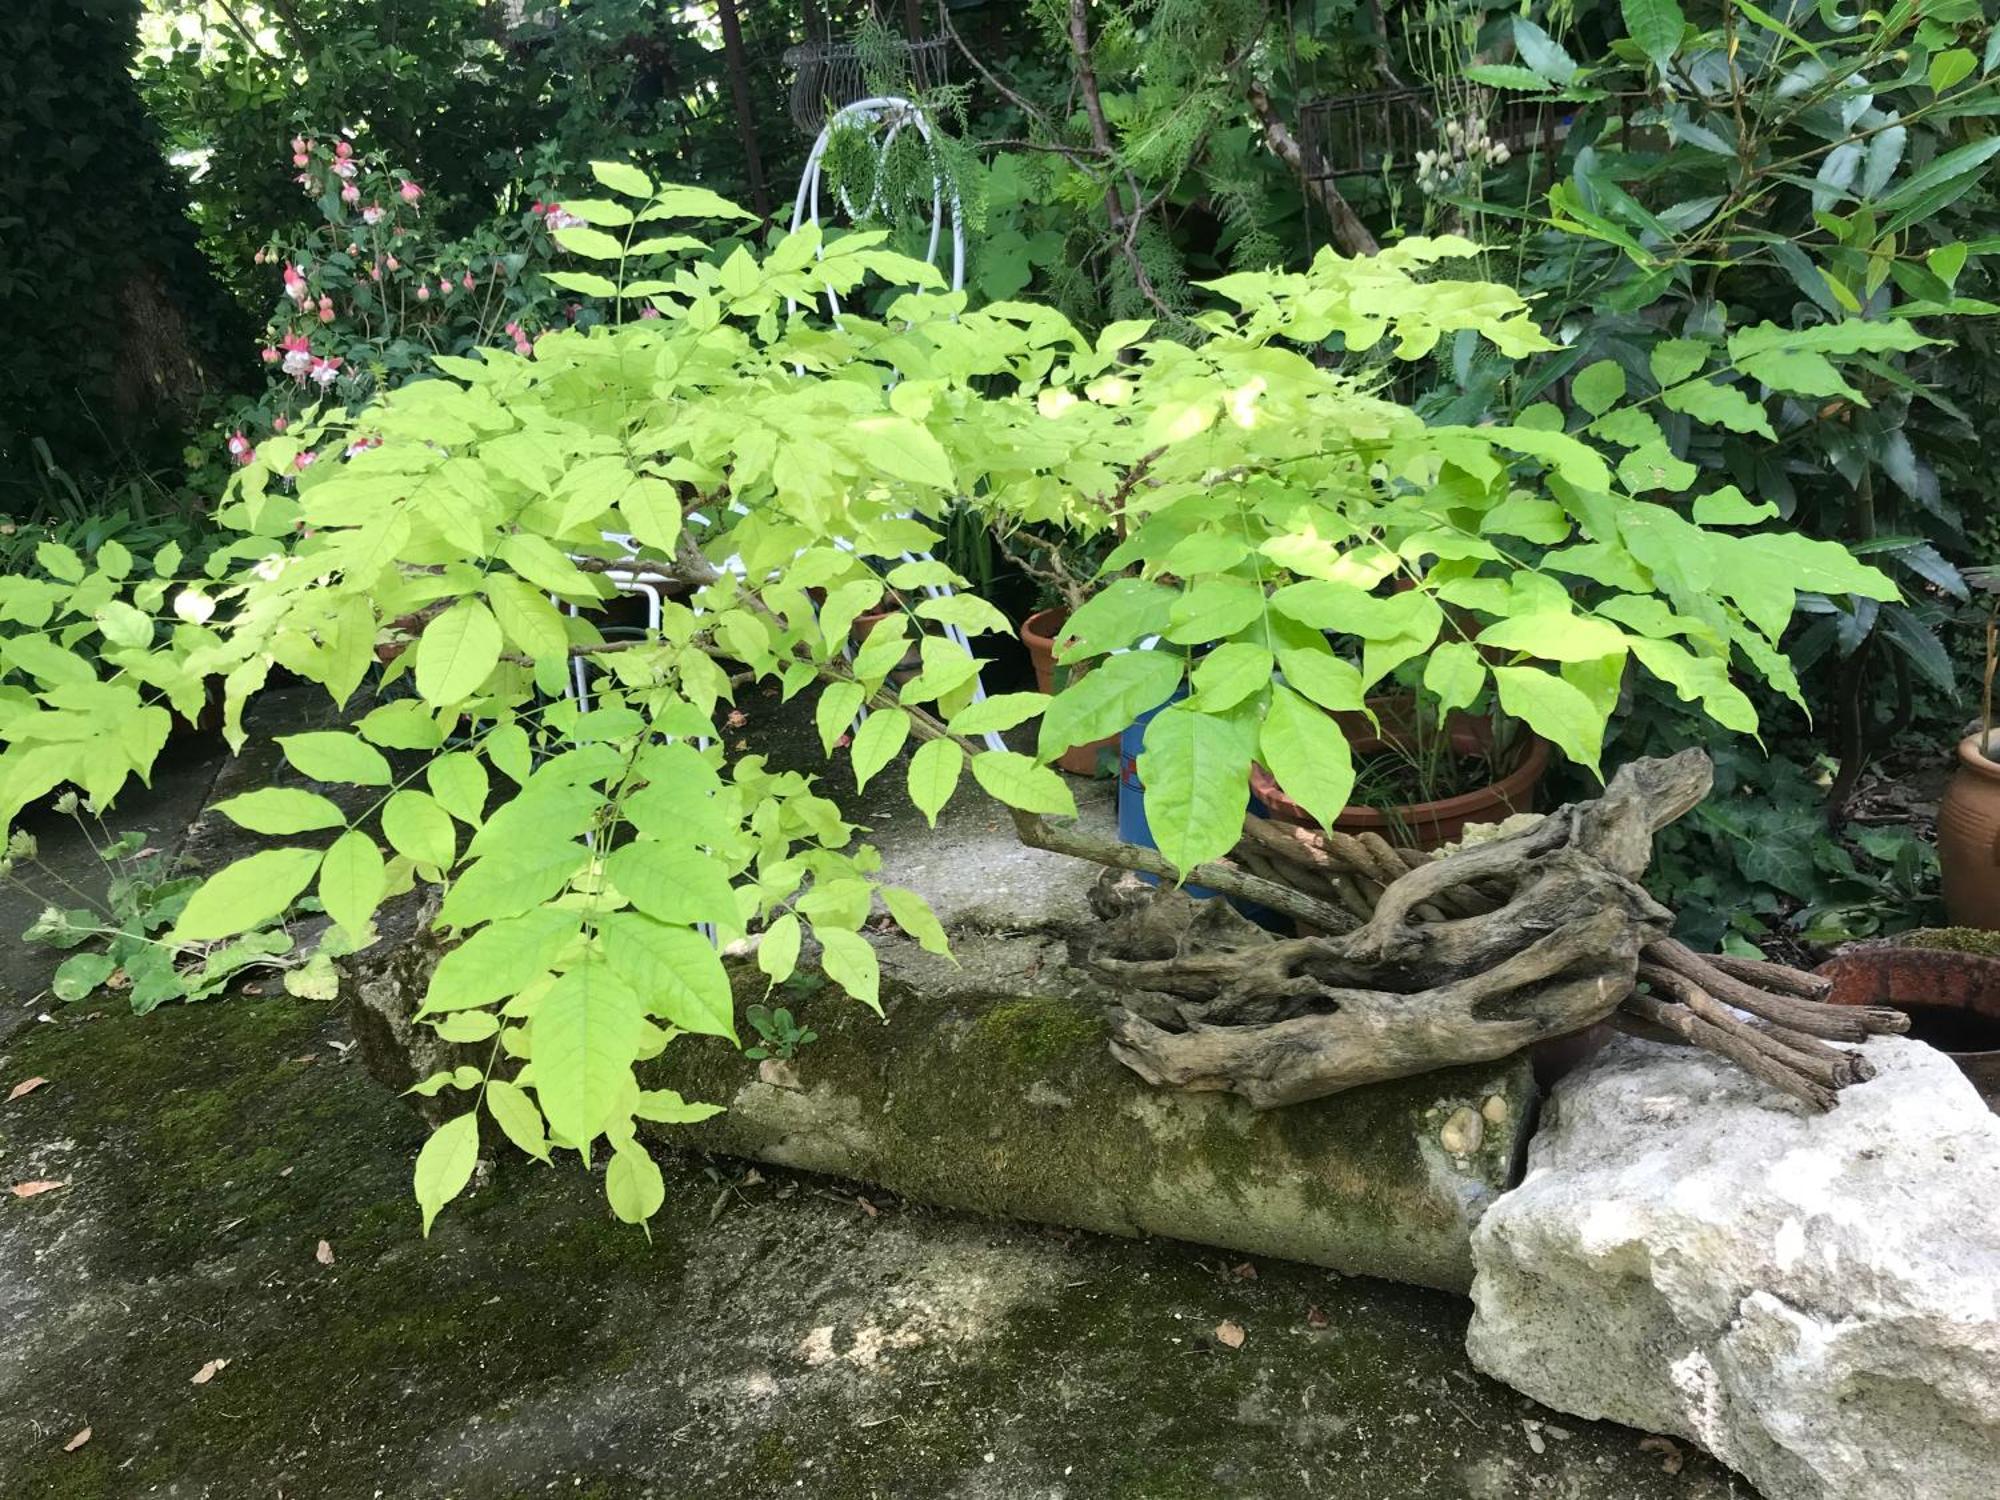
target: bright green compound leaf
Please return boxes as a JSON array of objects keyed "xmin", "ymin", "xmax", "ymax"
[
  {"xmin": 1257, "ymin": 686, "xmax": 1354, "ymax": 830},
  {"xmin": 606, "ymin": 1143, "xmax": 666, "ymax": 1224},
  {"xmin": 906, "ymin": 737, "xmax": 963, "ymax": 826},
  {"xmin": 1037, "ymin": 651, "xmax": 1181, "ymax": 760},
  {"xmin": 599, "ymin": 911, "xmax": 736, "ymax": 1040},
  {"xmin": 212, "ymin": 787, "xmax": 346, "ymax": 836},
  {"xmin": 1275, "ymin": 649, "xmax": 1365, "ymax": 713},
  {"xmin": 414, "ymin": 1111, "xmax": 481, "ymax": 1234},
  {"xmin": 849, "ymin": 707, "xmax": 910, "ymax": 792},
  {"xmin": 947, "ymin": 692, "xmax": 1048, "ymax": 735},
  {"xmin": 604, "ymin": 840, "xmax": 739, "ymax": 928},
  {"xmin": 415, "ymin": 599, "xmax": 504, "ymax": 706},
  {"xmin": 319, "ymin": 829, "xmax": 387, "ymax": 937},
  {"xmin": 816, "ymin": 926, "xmax": 881, "ymax": 1013},
  {"xmin": 356, "ymin": 700, "xmax": 444, "ymax": 750},
  {"xmin": 970, "ymin": 750, "xmax": 1078, "ymax": 816},
  {"xmin": 1191, "ymin": 642, "xmax": 1274, "ymax": 712},
  {"xmin": 1477, "ymin": 612, "xmax": 1628, "ymax": 663},
  {"xmin": 278, "ymin": 732, "xmax": 392, "ymax": 787},
  {"xmin": 591, "ymin": 160, "xmax": 655, "ymax": 198},
  {"xmin": 633, "ymin": 1089, "xmax": 724, "ymax": 1124},
  {"xmin": 421, "ymin": 907, "xmax": 580, "ymax": 1014},
  {"xmin": 171, "ymin": 846, "xmax": 322, "ymax": 942},
  {"xmin": 1136, "ymin": 702, "xmax": 1255, "ymax": 873},
  {"xmin": 881, "ymin": 885, "xmax": 949, "ymax": 956},
  {"xmin": 815, "ymin": 681, "xmax": 865, "ymax": 754},
  {"xmin": 531, "ymin": 960, "xmax": 643, "ymax": 1146},
  {"xmin": 758, "ymin": 913, "xmax": 802, "ymax": 986},
  {"xmin": 1423, "ymin": 642, "xmax": 1486, "ymax": 714},
  {"xmin": 484, "ymin": 1078, "xmax": 551, "ymax": 1163},
  {"xmin": 427, "ymin": 752, "xmax": 490, "ymax": 826},
  {"xmin": 382, "ymin": 790, "xmax": 457, "ymax": 871},
  {"xmin": 432, "ymin": 1010, "xmax": 499, "ymax": 1043},
  {"xmin": 1661, "ymin": 379, "xmax": 1776, "ymax": 439},
  {"xmin": 437, "ymin": 841, "xmax": 589, "ymax": 928},
  {"xmin": 1493, "ymin": 665, "xmax": 1605, "ymax": 774}
]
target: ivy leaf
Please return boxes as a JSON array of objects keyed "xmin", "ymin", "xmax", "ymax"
[
  {"xmin": 381, "ymin": 790, "xmax": 457, "ymax": 871},
  {"xmin": 414, "ymin": 1112, "xmax": 480, "ymax": 1235},
  {"xmin": 319, "ymin": 829, "xmax": 387, "ymax": 937},
  {"xmin": 1136, "ymin": 703, "xmax": 1255, "ymax": 873},
  {"xmin": 599, "ymin": 912, "xmax": 736, "ymax": 1040},
  {"xmin": 849, "ymin": 708, "xmax": 910, "ymax": 792},
  {"xmin": 212, "ymin": 788, "xmax": 346, "ymax": 836},
  {"xmin": 1037, "ymin": 651, "xmax": 1182, "ymax": 760},
  {"xmin": 906, "ymin": 738, "xmax": 963, "ymax": 826},
  {"xmin": 1257, "ymin": 686, "xmax": 1354, "ymax": 830},
  {"xmin": 484, "ymin": 1078, "xmax": 551, "ymax": 1163},
  {"xmin": 606, "ymin": 1143, "xmax": 666, "ymax": 1224},
  {"xmin": 171, "ymin": 847, "xmax": 322, "ymax": 942},
  {"xmin": 278, "ymin": 732, "xmax": 392, "ymax": 787},
  {"xmin": 531, "ymin": 960, "xmax": 643, "ymax": 1147},
  {"xmin": 416, "ymin": 600, "xmax": 504, "ymax": 706},
  {"xmin": 1493, "ymin": 665, "xmax": 1604, "ymax": 774},
  {"xmin": 816, "ymin": 926, "xmax": 881, "ymax": 1013},
  {"xmin": 970, "ymin": 750, "xmax": 1078, "ymax": 816}
]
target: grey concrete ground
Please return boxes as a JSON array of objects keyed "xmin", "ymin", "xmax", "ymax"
[{"xmin": 0, "ymin": 686, "xmax": 1755, "ymax": 1498}]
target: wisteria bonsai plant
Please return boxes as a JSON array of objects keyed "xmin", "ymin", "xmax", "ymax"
[{"xmin": 0, "ymin": 163, "xmax": 1908, "ymax": 1229}]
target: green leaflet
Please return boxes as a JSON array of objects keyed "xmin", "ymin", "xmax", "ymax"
[
  {"xmin": 970, "ymin": 750, "xmax": 1078, "ymax": 816},
  {"xmin": 757, "ymin": 913, "xmax": 802, "ymax": 986},
  {"xmin": 906, "ymin": 738, "xmax": 963, "ymax": 826},
  {"xmin": 381, "ymin": 789, "xmax": 457, "ymax": 871},
  {"xmin": 1135, "ymin": 702, "xmax": 1255, "ymax": 873},
  {"xmin": 849, "ymin": 707, "xmax": 910, "ymax": 792},
  {"xmin": 427, "ymin": 752, "xmax": 491, "ymax": 826},
  {"xmin": 1493, "ymin": 665, "xmax": 1605, "ymax": 774},
  {"xmin": 484, "ymin": 1078, "xmax": 551, "ymax": 1163},
  {"xmin": 278, "ymin": 732, "xmax": 392, "ymax": 787},
  {"xmin": 414, "ymin": 1112, "xmax": 481, "ymax": 1235},
  {"xmin": 415, "ymin": 599, "xmax": 504, "ymax": 706},
  {"xmin": 815, "ymin": 925, "xmax": 881, "ymax": 1012},
  {"xmin": 1257, "ymin": 686, "xmax": 1354, "ymax": 830},
  {"xmin": 171, "ymin": 847, "xmax": 322, "ymax": 942},
  {"xmin": 1037, "ymin": 651, "xmax": 1182, "ymax": 761},
  {"xmin": 318, "ymin": 829, "xmax": 387, "ymax": 937},
  {"xmin": 604, "ymin": 839, "xmax": 740, "ymax": 928},
  {"xmin": 880, "ymin": 885, "xmax": 949, "ymax": 956},
  {"xmin": 606, "ymin": 1143, "xmax": 666, "ymax": 1225},
  {"xmin": 598, "ymin": 911, "xmax": 737, "ymax": 1040},
  {"xmin": 530, "ymin": 960, "xmax": 643, "ymax": 1147},
  {"xmin": 436, "ymin": 840, "xmax": 589, "ymax": 928},
  {"xmin": 212, "ymin": 788, "xmax": 346, "ymax": 836},
  {"xmin": 421, "ymin": 907, "xmax": 580, "ymax": 1014}
]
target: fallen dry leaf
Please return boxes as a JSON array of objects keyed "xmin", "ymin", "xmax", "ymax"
[
  {"xmin": 7, "ymin": 1076, "xmax": 48, "ymax": 1102},
  {"xmin": 855, "ymin": 1196, "xmax": 879, "ymax": 1219},
  {"xmin": 1215, "ymin": 1320, "xmax": 1246, "ymax": 1350},
  {"xmin": 1639, "ymin": 1435, "xmax": 1684, "ymax": 1476},
  {"xmin": 1305, "ymin": 1304, "xmax": 1330, "ymax": 1330},
  {"xmin": 315, "ymin": 1239, "xmax": 335, "ymax": 1266},
  {"xmin": 63, "ymin": 1427, "xmax": 91, "ymax": 1452},
  {"xmin": 9, "ymin": 1180, "xmax": 65, "ymax": 1200},
  {"xmin": 1230, "ymin": 1261, "xmax": 1258, "ymax": 1281},
  {"xmin": 190, "ymin": 1358, "xmax": 230, "ymax": 1385}
]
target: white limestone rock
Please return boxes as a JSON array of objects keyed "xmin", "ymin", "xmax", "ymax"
[{"xmin": 1466, "ymin": 1034, "xmax": 2000, "ymax": 1500}]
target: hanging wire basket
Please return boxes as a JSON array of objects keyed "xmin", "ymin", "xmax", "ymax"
[
  {"xmin": 1298, "ymin": 86, "xmax": 1571, "ymax": 179},
  {"xmin": 783, "ymin": 34, "xmax": 952, "ymax": 136}
]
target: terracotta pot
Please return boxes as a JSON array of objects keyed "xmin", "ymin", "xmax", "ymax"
[
  {"xmin": 1021, "ymin": 606, "xmax": 1116, "ymax": 777},
  {"xmin": 1816, "ymin": 945, "xmax": 2000, "ymax": 1110},
  {"xmin": 1250, "ymin": 701, "xmax": 1551, "ymax": 850},
  {"xmin": 1939, "ymin": 732, "xmax": 2000, "ymax": 930}
]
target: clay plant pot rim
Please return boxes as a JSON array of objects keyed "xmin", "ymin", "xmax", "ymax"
[
  {"xmin": 1253, "ymin": 716, "xmax": 1551, "ymax": 830},
  {"xmin": 1957, "ymin": 731, "xmax": 2000, "ymax": 783}
]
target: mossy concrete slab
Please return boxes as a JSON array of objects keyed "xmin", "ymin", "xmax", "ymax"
[{"xmin": 0, "ymin": 994, "xmax": 1752, "ymax": 1498}]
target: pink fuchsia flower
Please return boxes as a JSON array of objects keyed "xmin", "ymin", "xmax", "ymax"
[
  {"xmin": 638, "ymin": 306, "xmax": 661, "ymax": 320},
  {"xmin": 416, "ymin": 284, "xmax": 430, "ymax": 302},
  {"xmin": 369, "ymin": 263, "xmax": 382, "ymax": 282},
  {"xmin": 398, "ymin": 179, "xmax": 422, "ymax": 203},
  {"xmin": 280, "ymin": 333, "xmax": 313, "ymax": 379},
  {"xmin": 332, "ymin": 158, "xmax": 357, "ymax": 180},
  {"xmin": 461, "ymin": 271, "xmax": 475, "ymax": 290},
  {"xmin": 309, "ymin": 355, "xmax": 342, "ymax": 388},
  {"xmin": 334, "ymin": 140, "xmax": 352, "ymax": 159},
  {"xmin": 361, "ymin": 204, "xmax": 384, "ymax": 225},
  {"xmin": 291, "ymin": 135, "xmax": 308, "ymax": 155},
  {"xmin": 385, "ymin": 254, "xmax": 400, "ymax": 270},
  {"xmin": 293, "ymin": 450, "xmax": 317, "ymax": 472},
  {"xmin": 261, "ymin": 346, "xmax": 280, "ymax": 364},
  {"xmin": 283, "ymin": 261, "xmax": 308, "ymax": 303},
  {"xmin": 437, "ymin": 278, "xmax": 452, "ymax": 297},
  {"xmin": 272, "ymin": 416, "xmax": 288, "ymax": 432},
  {"xmin": 226, "ymin": 431, "xmax": 251, "ymax": 458},
  {"xmin": 340, "ymin": 183, "xmax": 360, "ymax": 204},
  {"xmin": 317, "ymin": 295, "xmax": 335, "ymax": 324},
  {"xmin": 514, "ymin": 338, "xmax": 532, "ymax": 357}
]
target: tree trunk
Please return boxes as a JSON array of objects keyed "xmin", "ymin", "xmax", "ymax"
[{"xmin": 715, "ymin": 0, "xmax": 773, "ymax": 221}]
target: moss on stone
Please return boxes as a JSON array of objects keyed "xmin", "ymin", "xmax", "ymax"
[{"xmin": 1894, "ymin": 926, "xmax": 2000, "ymax": 958}]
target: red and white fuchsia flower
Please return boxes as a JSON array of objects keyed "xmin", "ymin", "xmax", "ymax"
[
  {"xmin": 283, "ymin": 261, "xmax": 308, "ymax": 303},
  {"xmin": 361, "ymin": 204, "xmax": 384, "ymax": 225},
  {"xmin": 309, "ymin": 355, "xmax": 343, "ymax": 388},
  {"xmin": 399, "ymin": 179, "xmax": 423, "ymax": 203},
  {"xmin": 226, "ymin": 431, "xmax": 252, "ymax": 463},
  {"xmin": 280, "ymin": 333, "xmax": 313, "ymax": 379}
]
